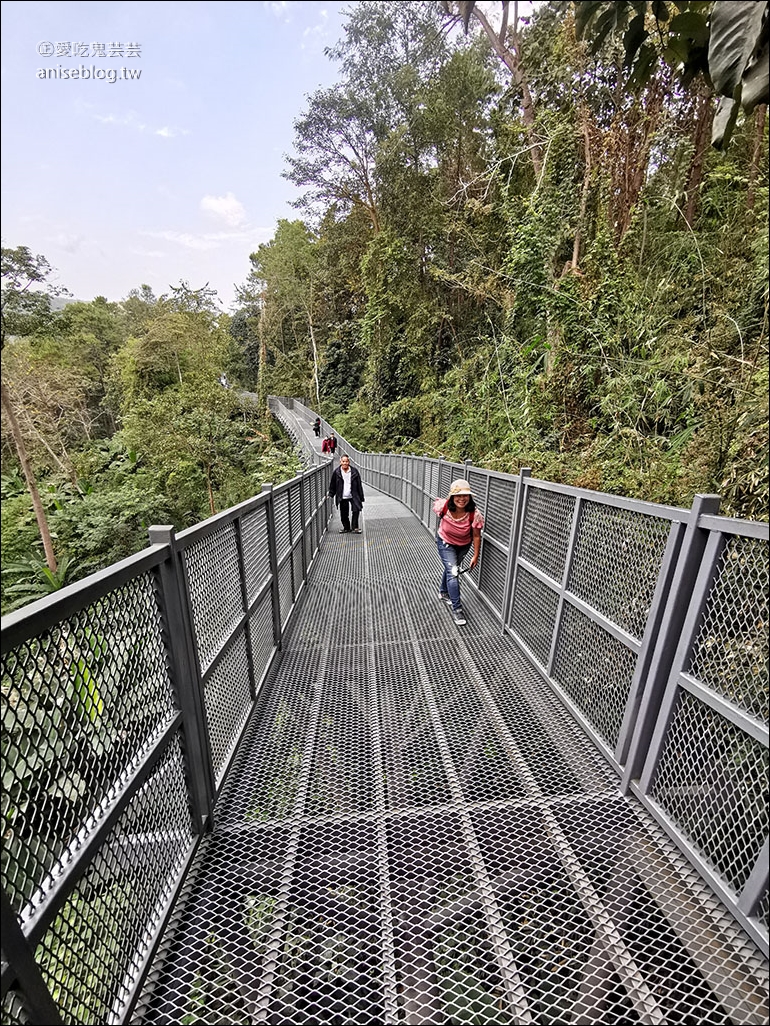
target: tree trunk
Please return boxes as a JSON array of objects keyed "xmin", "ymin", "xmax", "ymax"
[
  {"xmin": 256, "ymin": 309, "xmax": 269, "ymax": 417},
  {"xmin": 613, "ymin": 75, "xmax": 666, "ymax": 243},
  {"xmin": 17, "ymin": 407, "xmax": 81, "ymax": 491},
  {"xmin": 470, "ymin": 2, "xmax": 543, "ymax": 178},
  {"xmin": 1, "ymin": 378, "xmax": 58, "ymax": 574},
  {"xmin": 684, "ymin": 83, "xmax": 715, "ymax": 227},
  {"xmin": 747, "ymin": 104, "xmax": 767, "ymax": 211},
  {"xmin": 307, "ymin": 316, "xmax": 321, "ymax": 412}
]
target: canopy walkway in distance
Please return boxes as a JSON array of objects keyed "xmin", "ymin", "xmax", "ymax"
[{"xmin": 1, "ymin": 397, "xmax": 768, "ymax": 1024}]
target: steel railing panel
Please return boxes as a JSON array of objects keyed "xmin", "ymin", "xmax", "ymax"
[
  {"xmin": 567, "ymin": 501, "xmax": 672, "ymax": 642},
  {"xmin": 181, "ymin": 523, "xmax": 241, "ymax": 675},
  {"xmin": 240, "ymin": 504, "xmax": 270, "ymax": 604},
  {"xmin": 686, "ymin": 534, "xmax": 769, "ymax": 723},
  {"xmin": 247, "ymin": 591, "xmax": 276, "ymax": 682},
  {"xmin": 519, "ymin": 487, "xmax": 576, "ymax": 584},
  {"xmin": 203, "ymin": 632, "xmax": 252, "ymax": 789},
  {"xmin": 277, "ymin": 561, "xmax": 294, "ymax": 628},
  {"xmin": 1, "ymin": 572, "xmax": 177, "ymax": 918},
  {"xmin": 484, "ymin": 475, "xmax": 517, "ymax": 548},
  {"xmin": 477, "ymin": 540, "xmax": 507, "ymax": 614},
  {"xmin": 649, "ymin": 688, "xmax": 768, "ymax": 899},
  {"xmin": 29, "ymin": 736, "xmax": 193, "ymax": 1025},
  {"xmin": 552, "ymin": 602, "xmax": 640, "ymax": 750},
  {"xmin": 510, "ymin": 566, "xmax": 560, "ymax": 667},
  {"xmin": 273, "ymin": 491, "xmax": 291, "ymax": 561}
]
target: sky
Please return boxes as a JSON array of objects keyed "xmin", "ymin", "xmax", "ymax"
[{"xmin": 0, "ymin": 1, "xmax": 355, "ymax": 310}]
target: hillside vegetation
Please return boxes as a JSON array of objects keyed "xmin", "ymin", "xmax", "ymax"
[{"xmin": 2, "ymin": 1, "xmax": 767, "ymax": 614}]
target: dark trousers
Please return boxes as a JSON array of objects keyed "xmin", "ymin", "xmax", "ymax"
[{"xmin": 339, "ymin": 499, "xmax": 360, "ymax": 531}]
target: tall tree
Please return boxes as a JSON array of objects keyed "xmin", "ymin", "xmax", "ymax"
[
  {"xmin": 242, "ymin": 221, "xmax": 325, "ymax": 409},
  {"xmin": 442, "ymin": 0, "xmax": 544, "ymax": 176},
  {"xmin": 1, "ymin": 247, "xmax": 70, "ymax": 573}
]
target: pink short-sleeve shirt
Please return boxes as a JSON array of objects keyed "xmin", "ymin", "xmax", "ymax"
[{"xmin": 433, "ymin": 498, "xmax": 484, "ymax": 545}]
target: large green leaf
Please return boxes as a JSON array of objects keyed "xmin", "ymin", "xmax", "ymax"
[
  {"xmin": 710, "ymin": 0, "xmax": 769, "ymax": 147},
  {"xmin": 708, "ymin": 0, "xmax": 768, "ymax": 100}
]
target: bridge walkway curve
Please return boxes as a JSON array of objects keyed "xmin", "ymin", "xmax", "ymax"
[{"xmin": 133, "ymin": 486, "xmax": 769, "ymax": 1024}]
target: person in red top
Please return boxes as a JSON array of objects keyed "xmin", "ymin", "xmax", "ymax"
[{"xmin": 432, "ymin": 479, "xmax": 485, "ymax": 626}]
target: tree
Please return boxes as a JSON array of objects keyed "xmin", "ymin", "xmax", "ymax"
[
  {"xmin": 1, "ymin": 247, "xmax": 70, "ymax": 574},
  {"xmin": 442, "ymin": 0, "xmax": 544, "ymax": 176},
  {"xmin": 242, "ymin": 221, "xmax": 325, "ymax": 409},
  {"xmin": 285, "ymin": 85, "xmax": 382, "ymax": 231}
]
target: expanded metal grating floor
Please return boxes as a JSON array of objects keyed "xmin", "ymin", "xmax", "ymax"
[{"xmin": 134, "ymin": 492, "xmax": 769, "ymax": 1025}]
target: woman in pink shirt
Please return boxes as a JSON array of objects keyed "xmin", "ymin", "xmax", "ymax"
[{"xmin": 432, "ymin": 479, "xmax": 484, "ymax": 626}]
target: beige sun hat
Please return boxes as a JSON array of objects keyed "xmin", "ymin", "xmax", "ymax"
[{"xmin": 448, "ymin": 479, "xmax": 473, "ymax": 497}]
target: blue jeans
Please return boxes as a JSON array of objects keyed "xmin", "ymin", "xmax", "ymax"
[{"xmin": 436, "ymin": 535, "xmax": 470, "ymax": 612}]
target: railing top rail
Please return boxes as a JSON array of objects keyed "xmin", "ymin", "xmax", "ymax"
[
  {"xmin": 0, "ymin": 543, "xmax": 169, "ymax": 652},
  {"xmin": 174, "ymin": 488, "xmax": 271, "ymax": 545},
  {"xmin": 522, "ymin": 475, "xmax": 689, "ymax": 520},
  {"xmin": 698, "ymin": 514, "xmax": 769, "ymax": 540}
]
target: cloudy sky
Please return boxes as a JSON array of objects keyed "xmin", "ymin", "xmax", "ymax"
[{"xmin": 1, "ymin": 1, "xmax": 352, "ymax": 309}]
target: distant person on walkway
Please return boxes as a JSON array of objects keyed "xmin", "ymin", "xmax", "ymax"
[
  {"xmin": 433, "ymin": 479, "xmax": 484, "ymax": 626},
  {"xmin": 328, "ymin": 433, "xmax": 338, "ymax": 455},
  {"xmin": 321, "ymin": 436, "xmax": 332, "ymax": 457},
  {"xmin": 329, "ymin": 454, "xmax": 365, "ymax": 533},
  {"xmin": 313, "ymin": 417, "xmax": 321, "ymax": 436}
]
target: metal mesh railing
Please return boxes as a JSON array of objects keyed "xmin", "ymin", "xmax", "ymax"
[
  {"xmin": 2, "ymin": 467, "xmax": 331, "ymax": 1025},
  {"xmin": 2, "ymin": 399, "xmax": 767, "ymax": 1023},
  {"xmin": 687, "ymin": 534, "xmax": 769, "ymax": 721},
  {"xmin": 2, "ymin": 569, "xmax": 178, "ymax": 919},
  {"xmin": 649, "ymin": 689, "xmax": 767, "ymax": 896}
]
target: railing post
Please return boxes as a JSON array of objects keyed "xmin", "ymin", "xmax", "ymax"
[
  {"xmin": 299, "ymin": 469, "xmax": 309, "ymax": 582},
  {"xmin": 262, "ymin": 483, "xmax": 283, "ymax": 651},
  {"xmin": 501, "ymin": 468, "xmax": 531, "ymax": 634},
  {"xmin": 148, "ymin": 526, "xmax": 215, "ymax": 833},
  {"xmin": 233, "ymin": 515, "xmax": 258, "ymax": 702},
  {"xmin": 1, "ymin": 887, "xmax": 64, "ymax": 1025},
  {"xmin": 620, "ymin": 493, "xmax": 721, "ymax": 791}
]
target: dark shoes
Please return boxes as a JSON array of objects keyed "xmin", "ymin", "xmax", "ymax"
[
  {"xmin": 352, "ymin": 528, "xmax": 362, "ymax": 534},
  {"xmin": 451, "ymin": 608, "xmax": 467, "ymax": 626},
  {"xmin": 340, "ymin": 528, "xmax": 351, "ymax": 533}
]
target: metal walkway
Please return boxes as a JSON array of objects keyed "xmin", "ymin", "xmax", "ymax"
[{"xmin": 133, "ymin": 489, "xmax": 768, "ymax": 1024}]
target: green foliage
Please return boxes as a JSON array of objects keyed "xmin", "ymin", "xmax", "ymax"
[
  {"xmin": 1, "ymin": 273, "xmax": 303, "ymax": 613},
  {"xmin": 1, "ymin": 554, "xmax": 79, "ymax": 612},
  {"xmin": 240, "ymin": 0, "xmax": 766, "ymax": 520},
  {"xmin": 573, "ymin": 1, "xmax": 769, "ymax": 146},
  {"xmin": 1, "ymin": 246, "xmax": 70, "ymax": 345},
  {"xmin": 3, "ymin": 1, "xmax": 767, "ymax": 618}
]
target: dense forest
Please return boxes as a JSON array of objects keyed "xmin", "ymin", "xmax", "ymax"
[{"xmin": 2, "ymin": 1, "xmax": 768, "ymax": 614}]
